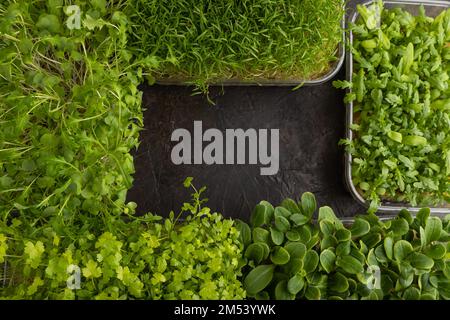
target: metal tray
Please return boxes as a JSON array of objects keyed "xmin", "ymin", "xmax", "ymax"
[
  {"xmin": 154, "ymin": 3, "xmax": 346, "ymax": 87},
  {"xmin": 345, "ymin": 0, "xmax": 450, "ymax": 218}
]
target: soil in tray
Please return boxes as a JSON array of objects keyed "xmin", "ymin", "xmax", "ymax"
[{"xmin": 126, "ymin": 68, "xmax": 366, "ymax": 220}]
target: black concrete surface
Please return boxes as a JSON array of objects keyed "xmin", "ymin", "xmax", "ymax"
[{"xmin": 126, "ymin": 0, "xmax": 369, "ymax": 219}]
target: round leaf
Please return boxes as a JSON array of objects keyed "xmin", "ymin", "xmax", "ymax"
[
  {"xmin": 270, "ymin": 246, "xmax": 291, "ymax": 265},
  {"xmin": 351, "ymin": 218, "xmax": 370, "ymax": 238},
  {"xmin": 270, "ymin": 227, "xmax": 284, "ymax": 246},
  {"xmin": 287, "ymin": 275, "xmax": 304, "ymax": 295},
  {"xmin": 336, "ymin": 255, "xmax": 364, "ymax": 274},
  {"xmin": 275, "ymin": 215, "xmax": 290, "ymax": 233},
  {"xmin": 320, "ymin": 249, "xmax": 336, "ymax": 273},
  {"xmin": 303, "ymin": 250, "xmax": 319, "ymax": 274}
]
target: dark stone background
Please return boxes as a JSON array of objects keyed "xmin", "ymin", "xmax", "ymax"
[{"xmin": 126, "ymin": 1, "xmax": 369, "ymax": 219}]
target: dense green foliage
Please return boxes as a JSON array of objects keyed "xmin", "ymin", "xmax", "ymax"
[
  {"xmin": 239, "ymin": 193, "xmax": 450, "ymax": 300},
  {"xmin": 334, "ymin": 1, "xmax": 450, "ymax": 212},
  {"xmin": 127, "ymin": 0, "xmax": 343, "ymax": 93},
  {"xmin": 0, "ymin": 1, "xmax": 244, "ymax": 300},
  {"xmin": 0, "ymin": 179, "xmax": 245, "ymax": 299}
]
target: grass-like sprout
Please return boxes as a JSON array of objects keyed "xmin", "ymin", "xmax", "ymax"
[{"xmin": 127, "ymin": 0, "xmax": 344, "ymax": 93}]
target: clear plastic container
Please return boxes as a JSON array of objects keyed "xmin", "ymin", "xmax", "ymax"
[{"xmin": 345, "ymin": 0, "xmax": 450, "ymax": 218}]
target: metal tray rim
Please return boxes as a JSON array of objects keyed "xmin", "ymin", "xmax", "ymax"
[{"xmin": 344, "ymin": 0, "xmax": 450, "ymax": 216}]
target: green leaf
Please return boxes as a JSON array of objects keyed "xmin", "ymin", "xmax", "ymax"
[
  {"xmin": 289, "ymin": 213, "xmax": 309, "ymax": 226},
  {"xmin": 259, "ymin": 201, "xmax": 275, "ymax": 222},
  {"xmin": 394, "ymin": 240, "xmax": 414, "ymax": 262},
  {"xmin": 351, "ymin": 218, "xmax": 371, "ymax": 237},
  {"xmin": 275, "ymin": 215, "xmax": 291, "ymax": 233},
  {"xmin": 318, "ymin": 206, "xmax": 343, "ymax": 229},
  {"xmin": 300, "ymin": 192, "xmax": 317, "ymax": 218},
  {"xmin": 285, "ymin": 230, "xmax": 301, "ymax": 242},
  {"xmin": 274, "ymin": 206, "xmax": 291, "ymax": 220},
  {"xmin": 403, "ymin": 287, "xmax": 420, "ymax": 300},
  {"xmin": 336, "ymin": 255, "xmax": 364, "ymax": 274},
  {"xmin": 424, "ymin": 243, "xmax": 446, "ymax": 260},
  {"xmin": 329, "ymin": 272, "xmax": 349, "ymax": 293},
  {"xmin": 82, "ymin": 260, "xmax": 102, "ymax": 278},
  {"xmin": 270, "ymin": 247, "xmax": 290, "ymax": 265},
  {"xmin": 284, "ymin": 242, "xmax": 306, "ymax": 259},
  {"xmin": 390, "ymin": 218, "xmax": 409, "ymax": 237},
  {"xmin": 245, "ymin": 243, "xmax": 266, "ymax": 264},
  {"xmin": 281, "ymin": 198, "xmax": 300, "ymax": 214},
  {"xmin": 244, "ymin": 265, "xmax": 275, "ymax": 296},
  {"xmin": 305, "ymin": 285, "xmax": 321, "ymax": 300},
  {"xmin": 183, "ymin": 177, "xmax": 193, "ymax": 187},
  {"xmin": 335, "ymin": 229, "xmax": 352, "ymax": 242},
  {"xmin": 303, "ymin": 250, "xmax": 319, "ymax": 274},
  {"xmin": 320, "ymin": 249, "xmax": 336, "ymax": 273},
  {"xmin": 287, "ymin": 275, "xmax": 305, "ymax": 295},
  {"xmin": 336, "ymin": 241, "xmax": 351, "ymax": 256},
  {"xmin": 37, "ymin": 14, "xmax": 61, "ymax": 33},
  {"xmin": 270, "ymin": 227, "xmax": 284, "ymax": 246},
  {"xmin": 424, "ymin": 217, "xmax": 443, "ymax": 245},
  {"xmin": 275, "ymin": 280, "xmax": 295, "ymax": 300},
  {"xmin": 319, "ymin": 220, "xmax": 335, "ymax": 236},
  {"xmin": 408, "ymin": 253, "xmax": 434, "ymax": 270},
  {"xmin": 384, "ymin": 237, "xmax": 394, "ymax": 260},
  {"xmin": 251, "ymin": 204, "xmax": 269, "ymax": 227},
  {"xmin": 361, "ymin": 233, "xmax": 382, "ymax": 248},
  {"xmin": 24, "ymin": 241, "xmax": 45, "ymax": 269},
  {"xmin": 252, "ymin": 227, "xmax": 270, "ymax": 244},
  {"xmin": 235, "ymin": 220, "xmax": 251, "ymax": 247}
]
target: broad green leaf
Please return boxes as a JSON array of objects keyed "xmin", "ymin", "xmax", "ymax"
[
  {"xmin": 285, "ymin": 230, "xmax": 301, "ymax": 242},
  {"xmin": 329, "ymin": 272, "xmax": 349, "ymax": 293},
  {"xmin": 251, "ymin": 204, "xmax": 268, "ymax": 227},
  {"xmin": 270, "ymin": 247, "xmax": 290, "ymax": 265},
  {"xmin": 303, "ymin": 250, "xmax": 319, "ymax": 274},
  {"xmin": 274, "ymin": 206, "xmax": 291, "ymax": 219},
  {"xmin": 320, "ymin": 249, "xmax": 336, "ymax": 273},
  {"xmin": 408, "ymin": 253, "xmax": 434, "ymax": 270},
  {"xmin": 424, "ymin": 217, "xmax": 443, "ymax": 245},
  {"xmin": 361, "ymin": 233, "xmax": 382, "ymax": 248},
  {"xmin": 252, "ymin": 227, "xmax": 270, "ymax": 244},
  {"xmin": 424, "ymin": 243, "xmax": 446, "ymax": 260},
  {"xmin": 384, "ymin": 237, "xmax": 394, "ymax": 260},
  {"xmin": 336, "ymin": 255, "xmax": 364, "ymax": 274},
  {"xmin": 336, "ymin": 229, "xmax": 352, "ymax": 242},
  {"xmin": 284, "ymin": 242, "xmax": 306, "ymax": 259},
  {"xmin": 351, "ymin": 218, "xmax": 370, "ymax": 238},
  {"xmin": 289, "ymin": 213, "xmax": 309, "ymax": 226},
  {"xmin": 305, "ymin": 285, "xmax": 321, "ymax": 300},
  {"xmin": 319, "ymin": 220, "xmax": 335, "ymax": 236},
  {"xmin": 270, "ymin": 227, "xmax": 284, "ymax": 246},
  {"xmin": 390, "ymin": 218, "xmax": 409, "ymax": 237},
  {"xmin": 244, "ymin": 265, "xmax": 275, "ymax": 296},
  {"xmin": 281, "ymin": 198, "xmax": 300, "ymax": 214},
  {"xmin": 275, "ymin": 215, "xmax": 290, "ymax": 233},
  {"xmin": 321, "ymin": 235, "xmax": 338, "ymax": 251},
  {"xmin": 259, "ymin": 200, "xmax": 275, "ymax": 222},
  {"xmin": 394, "ymin": 240, "xmax": 414, "ymax": 262},
  {"xmin": 375, "ymin": 244, "xmax": 388, "ymax": 263},
  {"xmin": 318, "ymin": 206, "xmax": 343, "ymax": 229},
  {"xmin": 300, "ymin": 192, "xmax": 317, "ymax": 218},
  {"xmin": 287, "ymin": 274, "xmax": 304, "ymax": 295},
  {"xmin": 245, "ymin": 243, "xmax": 266, "ymax": 264},
  {"xmin": 336, "ymin": 241, "xmax": 351, "ymax": 256},
  {"xmin": 283, "ymin": 258, "xmax": 303, "ymax": 275},
  {"xmin": 275, "ymin": 280, "xmax": 295, "ymax": 300}
]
